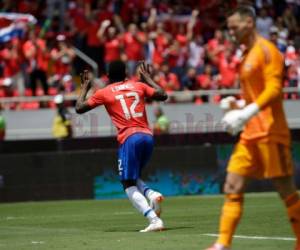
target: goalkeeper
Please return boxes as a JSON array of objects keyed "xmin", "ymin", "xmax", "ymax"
[{"xmin": 206, "ymin": 5, "xmax": 300, "ymax": 250}]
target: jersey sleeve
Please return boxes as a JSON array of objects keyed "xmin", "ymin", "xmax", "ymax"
[
  {"xmin": 139, "ymin": 82, "xmax": 156, "ymax": 98},
  {"xmin": 87, "ymin": 89, "xmax": 105, "ymax": 108},
  {"xmin": 255, "ymin": 44, "xmax": 284, "ymax": 109}
]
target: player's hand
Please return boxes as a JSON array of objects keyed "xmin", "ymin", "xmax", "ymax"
[
  {"xmin": 137, "ymin": 61, "xmax": 147, "ymax": 82},
  {"xmin": 101, "ymin": 19, "xmax": 111, "ymax": 29},
  {"xmin": 150, "ymin": 8, "xmax": 157, "ymax": 17},
  {"xmin": 138, "ymin": 61, "xmax": 151, "ymax": 79},
  {"xmin": 80, "ymin": 70, "xmax": 92, "ymax": 90},
  {"xmin": 220, "ymin": 96, "xmax": 246, "ymax": 112},
  {"xmin": 221, "ymin": 103, "xmax": 259, "ymax": 135},
  {"xmin": 191, "ymin": 9, "xmax": 199, "ymax": 17},
  {"xmin": 220, "ymin": 96, "xmax": 237, "ymax": 111},
  {"xmin": 221, "ymin": 109, "xmax": 245, "ymax": 135},
  {"xmin": 143, "ymin": 61, "xmax": 152, "ymax": 75}
]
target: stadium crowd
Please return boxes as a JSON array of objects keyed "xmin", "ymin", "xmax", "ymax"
[{"xmin": 0, "ymin": 0, "xmax": 300, "ymax": 109}]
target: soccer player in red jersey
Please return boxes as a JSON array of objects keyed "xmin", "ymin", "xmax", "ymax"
[{"xmin": 76, "ymin": 61, "xmax": 167, "ymax": 232}]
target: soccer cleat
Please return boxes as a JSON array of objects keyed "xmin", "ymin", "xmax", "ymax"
[
  {"xmin": 295, "ymin": 242, "xmax": 300, "ymax": 250},
  {"xmin": 140, "ymin": 218, "xmax": 164, "ymax": 232},
  {"xmin": 205, "ymin": 243, "xmax": 231, "ymax": 250},
  {"xmin": 149, "ymin": 192, "xmax": 164, "ymax": 217}
]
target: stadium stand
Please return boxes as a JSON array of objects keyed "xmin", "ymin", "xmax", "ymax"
[{"xmin": 0, "ymin": 0, "xmax": 299, "ymax": 111}]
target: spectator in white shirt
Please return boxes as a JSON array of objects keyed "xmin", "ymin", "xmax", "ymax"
[{"xmin": 256, "ymin": 8, "xmax": 273, "ymax": 39}]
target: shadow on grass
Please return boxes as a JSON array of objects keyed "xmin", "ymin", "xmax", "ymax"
[{"xmin": 104, "ymin": 226, "xmax": 193, "ymax": 232}]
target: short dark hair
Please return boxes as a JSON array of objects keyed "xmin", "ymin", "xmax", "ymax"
[
  {"xmin": 227, "ymin": 5, "xmax": 256, "ymax": 21},
  {"xmin": 108, "ymin": 60, "xmax": 126, "ymax": 82}
]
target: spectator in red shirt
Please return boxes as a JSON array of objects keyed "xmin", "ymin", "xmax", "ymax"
[
  {"xmin": 197, "ymin": 64, "xmax": 216, "ymax": 89},
  {"xmin": 206, "ymin": 29, "xmax": 230, "ymax": 70},
  {"xmin": 154, "ymin": 62, "xmax": 180, "ymax": 93},
  {"xmin": 16, "ymin": 0, "xmax": 41, "ymax": 18},
  {"xmin": 217, "ymin": 48, "xmax": 239, "ymax": 89},
  {"xmin": 85, "ymin": 11, "xmax": 105, "ymax": 75},
  {"xmin": 97, "ymin": 20, "xmax": 122, "ymax": 72},
  {"xmin": 167, "ymin": 39, "xmax": 188, "ymax": 81},
  {"xmin": 196, "ymin": 64, "xmax": 216, "ymax": 102},
  {"xmin": 166, "ymin": 40, "xmax": 180, "ymax": 72},
  {"xmin": 50, "ymin": 35, "xmax": 76, "ymax": 86},
  {"xmin": 0, "ymin": 39, "xmax": 25, "ymax": 95},
  {"xmin": 67, "ymin": 0, "xmax": 88, "ymax": 41},
  {"xmin": 151, "ymin": 22, "xmax": 171, "ymax": 68},
  {"xmin": 175, "ymin": 23, "xmax": 188, "ymax": 47},
  {"xmin": 121, "ymin": 23, "xmax": 147, "ymax": 76},
  {"xmin": 22, "ymin": 30, "xmax": 49, "ymax": 96}
]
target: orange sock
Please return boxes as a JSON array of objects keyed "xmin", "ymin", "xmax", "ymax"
[
  {"xmin": 217, "ymin": 194, "xmax": 244, "ymax": 247},
  {"xmin": 284, "ymin": 192, "xmax": 300, "ymax": 245}
]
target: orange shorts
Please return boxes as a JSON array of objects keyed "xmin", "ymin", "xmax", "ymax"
[{"xmin": 227, "ymin": 141, "xmax": 294, "ymax": 179}]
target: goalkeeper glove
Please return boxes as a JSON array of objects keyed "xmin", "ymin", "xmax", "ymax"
[
  {"xmin": 222, "ymin": 103, "xmax": 259, "ymax": 135},
  {"xmin": 220, "ymin": 96, "xmax": 246, "ymax": 112}
]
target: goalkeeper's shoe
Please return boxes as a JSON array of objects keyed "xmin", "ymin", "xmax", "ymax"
[
  {"xmin": 140, "ymin": 218, "xmax": 164, "ymax": 232},
  {"xmin": 295, "ymin": 242, "xmax": 300, "ymax": 250},
  {"xmin": 149, "ymin": 192, "xmax": 164, "ymax": 217},
  {"xmin": 205, "ymin": 243, "xmax": 231, "ymax": 250}
]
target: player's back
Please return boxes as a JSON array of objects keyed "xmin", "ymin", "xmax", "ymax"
[
  {"xmin": 88, "ymin": 80, "xmax": 155, "ymax": 144},
  {"xmin": 239, "ymin": 35, "xmax": 290, "ymax": 145}
]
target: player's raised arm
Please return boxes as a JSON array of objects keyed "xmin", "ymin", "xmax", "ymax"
[
  {"xmin": 138, "ymin": 62, "xmax": 168, "ymax": 101},
  {"xmin": 75, "ymin": 70, "xmax": 93, "ymax": 114}
]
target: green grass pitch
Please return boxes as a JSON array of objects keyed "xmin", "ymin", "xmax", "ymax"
[{"xmin": 0, "ymin": 193, "xmax": 296, "ymax": 250}]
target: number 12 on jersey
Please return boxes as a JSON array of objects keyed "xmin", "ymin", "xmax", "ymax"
[{"xmin": 115, "ymin": 92, "xmax": 143, "ymax": 120}]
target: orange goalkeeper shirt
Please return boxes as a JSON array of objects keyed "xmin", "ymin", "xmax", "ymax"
[{"xmin": 239, "ymin": 35, "xmax": 290, "ymax": 146}]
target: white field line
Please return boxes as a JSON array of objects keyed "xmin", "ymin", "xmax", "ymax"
[
  {"xmin": 202, "ymin": 233, "xmax": 296, "ymax": 241},
  {"xmin": 3, "ymin": 216, "xmax": 25, "ymax": 220},
  {"xmin": 113, "ymin": 211, "xmax": 134, "ymax": 215},
  {"xmin": 31, "ymin": 241, "xmax": 45, "ymax": 244}
]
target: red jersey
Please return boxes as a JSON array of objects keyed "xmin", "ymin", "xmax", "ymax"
[
  {"xmin": 176, "ymin": 34, "xmax": 188, "ymax": 47},
  {"xmin": 87, "ymin": 80, "xmax": 155, "ymax": 144},
  {"xmin": 122, "ymin": 32, "xmax": 146, "ymax": 60},
  {"xmin": 0, "ymin": 48, "xmax": 20, "ymax": 77},
  {"xmin": 207, "ymin": 38, "xmax": 230, "ymax": 65},
  {"xmin": 23, "ymin": 39, "xmax": 49, "ymax": 72},
  {"xmin": 158, "ymin": 73, "xmax": 180, "ymax": 92},
  {"xmin": 218, "ymin": 54, "xmax": 239, "ymax": 88},
  {"xmin": 197, "ymin": 74, "xmax": 213, "ymax": 89},
  {"xmin": 104, "ymin": 38, "xmax": 121, "ymax": 62},
  {"xmin": 86, "ymin": 21, "xmax": 101, "ymax": 47},
  {"xmin": 152, "ymin": 34, "xmax": 169, "ymax": 65},
  {"xmin": 50, "ymin": 48, "xmax": 72, "ymax": 76},
  {"xmin": 68, "ymin": 7, "xmax": 88, "ymax": 32}
]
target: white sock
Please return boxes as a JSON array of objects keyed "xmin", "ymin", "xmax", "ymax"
[
  {"xmin": 137, "ymin": 179, "xmax": 157, "ymax": 200},
  {"xmin": 125, "ymin": 186, "xmax": 157, "ymax": 222}
]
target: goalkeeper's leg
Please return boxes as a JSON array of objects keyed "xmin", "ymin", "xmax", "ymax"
[
  {"xmin": 273, "ymin": 176, "xmax": 300, "ymax": 250},
  {"xmin": 206, "ymin": 173, "xmax": 248, "ymax": 250}
]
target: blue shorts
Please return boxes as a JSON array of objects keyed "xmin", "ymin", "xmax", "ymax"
[{"xmin": 118, "ymin": 133, "xmax": 154, "ymax": 181}]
